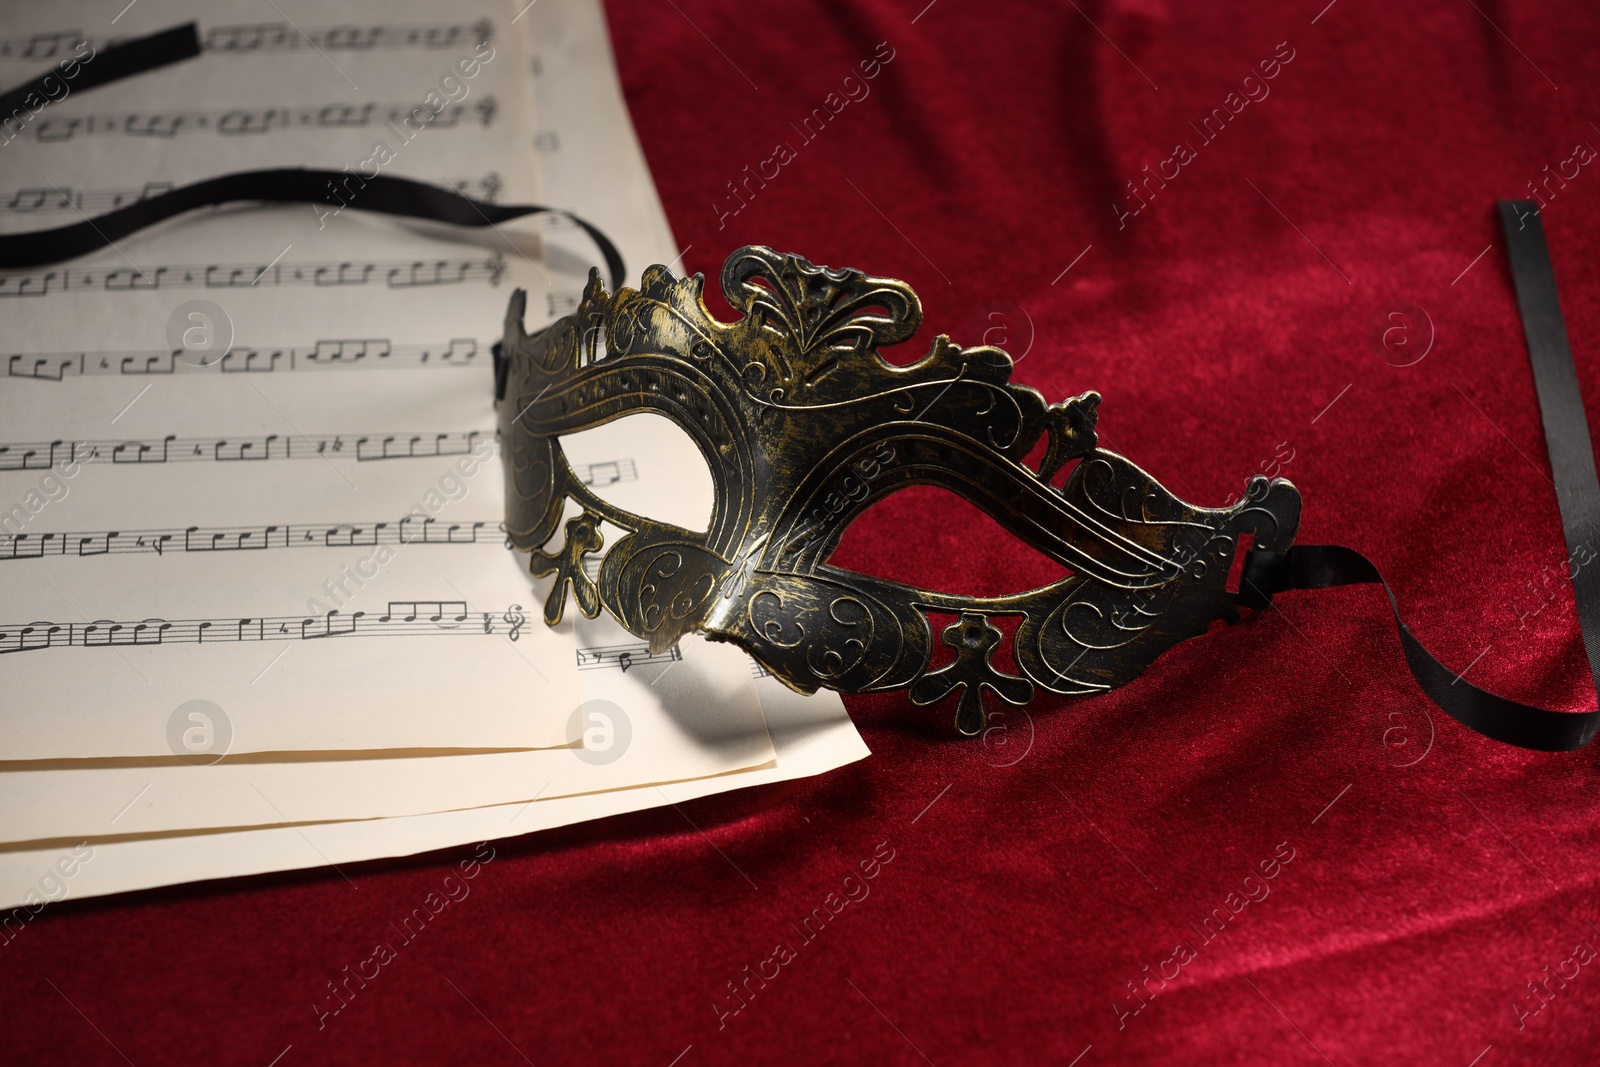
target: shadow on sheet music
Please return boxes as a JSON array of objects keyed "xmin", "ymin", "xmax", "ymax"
[
  {"xmin": 384, "ymin": 211, "xmax": 546, "ymax": 264},
  {"xmin": 561, "ymin": 608, "xmax": 775, "ymax": 752}
]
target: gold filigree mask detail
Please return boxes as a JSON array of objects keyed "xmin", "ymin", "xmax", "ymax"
[{"xmin": 493, "ymin": 246, "xmax": 1300, "ymax": 735}]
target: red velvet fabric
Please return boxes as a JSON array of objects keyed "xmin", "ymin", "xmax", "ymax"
[{"xmin": 12, "ymin": 1, "xmax": 1600, "ymax": 1062}]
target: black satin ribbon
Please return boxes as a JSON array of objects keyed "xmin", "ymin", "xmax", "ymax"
[
  {"xmin": 0, "ymin": 24, "xmax": 625, "ymax": 290},
  {"xmin": 0, "ymin": 168, "xmax": 626, "ymax": 291},
  {"xmin": 1239, "ymin": 202, "xmax": 1600, "ymax": 753},
  {"xmin": 0, "ymin": 23, "xmax": 199, "ymax": 120}
]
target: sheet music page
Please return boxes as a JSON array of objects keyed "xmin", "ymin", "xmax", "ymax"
[
  {"xmin": 0, "ymin": 0, "xmax": 863, "ymax": 903},
  {"xmin": 0, "ymin": 0, "xmax": 591, "ymax": 757},
  {"xmin": 0, "ymin": 379, "xmax": 784, "ymax": 838}
]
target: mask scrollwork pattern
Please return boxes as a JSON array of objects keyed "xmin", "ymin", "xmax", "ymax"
[{"xmin": 494, "ymin": 246, "xmax": 1301, "ymax": 735}]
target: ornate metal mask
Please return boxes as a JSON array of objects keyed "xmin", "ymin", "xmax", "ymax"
[{"xmin": 494, "ymin": 247, "xmax": 1301, "ymax": 735}]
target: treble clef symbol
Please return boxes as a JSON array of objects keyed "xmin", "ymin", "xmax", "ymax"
[{"xmin": 504, "ymin": 604, "xmax": 525, "ymax": 642}]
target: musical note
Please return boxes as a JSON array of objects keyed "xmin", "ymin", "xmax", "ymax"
[
  {"xmin": 574, "ymin": 642, "xmax": 683, "ymax": 672},
  {"xmin": 14, "ymin": 98, "xmax": 499, "ymax": 142},
  {"xmin": 0, "ymin": 256, "xmax": 505, "ymax": 298},
  {"xmin": 7, "ymin": 352, "xmax": 85, "ymax": 381},
  {"xmin": 0, "ymin": 31, "xmax": 86, "ymax": 61},
  {"xmin": 199, "ymin": 23, "xmax": 288, "ymax": 53},
  {"xmin": 303, "ymin": 610, "xmax": 365, "ymax": 639},
  {"xmin": 750, "ymin": 659, "xmax": 771, "ymax": 680},
  {"xmin": 309, "ymin": 337, "xmax": 388, "ymax": 366},
  {"xmin": 576, "ymin": 458, "xmax": 638, "ymax": 487},
  {"xmin": 0, "ymin": 431, "xmax": 493, "ymax": 472},
  {"xmin": 5, "ymin": 187, "xmax": 54, "ymax": 212},
  {"xmin": 0, "ymin": 600, "xmax": 527, "ymax": 654},
  {"xmin": 381, "ymin": 600, "xmax": 470, "ymax": 625},
  {"xmin": 467, "ymin": 172, "xmax": 502, "ymax": 204}
]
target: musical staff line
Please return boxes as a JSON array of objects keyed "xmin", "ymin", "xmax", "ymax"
[
  {"xmin": 0, "ymin": 517, "xmax": 505, "ymax": 561},
  {"xmin": 0, "ymin": 254, "xmax": 507, "ymax": 297},
  {"xmin": 0, "ymin": 21, "xmax": 493, "ymax": 61},
  {"xmin": 8, "ymin": 339, "xmax": 490, "ymax": 381},
  {"xmin": 547, "ymin": 289, "xmax": 583, "ymax": 317},
  {"xmin": 0, "ymin": 435, "xmax": 639, "ymax": 485},
  {"xmin": 0, "ymin": 175, "xmax": 506, "ymax": 218},
  {"xmin": 0, "ymin": 432, "xmax": 493, "ymax": 471},
  {"xmin": 0, "ymin": 600, "xmax": 527, "ymax": 655},
  {"xmin": 576, "ymin": 642, "xmax": 683, "ymax": 673},
  {"xmin": 13, "ymin": 97, "xmax": 500, "ymax": 142}
]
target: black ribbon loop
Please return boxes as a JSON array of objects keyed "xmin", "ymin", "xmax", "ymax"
[
  {"xmin": 0, "ymin": 168, "xmax": 625, "ymax": 291},
  {"xmin": 1240, "ymin": 203, "xmax": 1600, "ymax": 753},
  {"xmin": 0, "ymin": 23, "xmax": 624, "ymax": 290}
]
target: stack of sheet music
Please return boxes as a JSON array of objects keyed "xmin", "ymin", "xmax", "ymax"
[{"xmin": 0, "ymin": 0, "xmax": 866, "ymax": 908}]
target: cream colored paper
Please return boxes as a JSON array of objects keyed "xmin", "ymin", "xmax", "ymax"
[
  {"xmin": 0, "ymin": 678, "xmax": 867, "ymax": 909},
  {"xmin": 0, "ymin": 632, "xmax": 776, "ymax": 842}
]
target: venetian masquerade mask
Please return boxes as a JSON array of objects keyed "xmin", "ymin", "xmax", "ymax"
[{"xmin": 493, "ymin": 246, "xmax": 1302, "ymax": 735}]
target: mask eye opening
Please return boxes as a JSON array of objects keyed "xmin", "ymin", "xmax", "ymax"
[
  {"xmin": 823, "ymin": 484, "xmax": 1075, "ymax": 599},
  {"xmin": 556, "ymin": 413, "xmax": 714, "ymax": 536}
]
